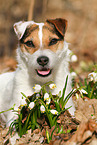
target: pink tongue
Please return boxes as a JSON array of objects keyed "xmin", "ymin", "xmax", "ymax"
[{"xmin": 37, "ymin": 69, "xmax": 50, "ymax": 75}]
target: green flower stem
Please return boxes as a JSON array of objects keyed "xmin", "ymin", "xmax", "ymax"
[
  {"xmin": 38, "ymin": 99, "xmax": 55, "ymax": 128},
  {"xmin": 89, "ymin": 85, "xmax": 94, "ymax": 99},
  {"xmin": 0, "ymin": 104, "xmax": 15, "ymax": 114}
]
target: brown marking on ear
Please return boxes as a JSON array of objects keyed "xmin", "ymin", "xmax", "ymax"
[
  {"xmin": 19, "ymin": 24, "xmax": 40, "ymax": 54},
  {"xmin": 46, "ymin": 18, "xmax": 67, "ymax": 37}
]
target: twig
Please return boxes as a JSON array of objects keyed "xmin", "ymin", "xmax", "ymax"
[{"xmin": 28, "ymin": 0, "xmax": 35, "ymax": 21}]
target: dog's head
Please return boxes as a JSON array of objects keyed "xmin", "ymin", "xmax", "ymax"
[{"xmin": 14, "ymin": 18, "xmax": 68, "ymax": 83}]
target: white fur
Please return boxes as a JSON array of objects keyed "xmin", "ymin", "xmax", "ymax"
[
  {"xmin": 14, "ymin": 21, "xmax": 35, "ymax": 39},
  {"xmin": 0, "ymin": 21, "xmax": 75, "ymax": 128},
  {"xmin": 38, "ymin": 23, "xmax": 44, "ymax": 47}
]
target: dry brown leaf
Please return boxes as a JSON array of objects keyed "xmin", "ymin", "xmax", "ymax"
[{"xmin": 65, "ymin": 119, "xmax": 97, "ymax": 145}]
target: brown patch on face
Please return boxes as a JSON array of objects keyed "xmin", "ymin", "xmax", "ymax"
[
  {"xmin": 42, "ymin": 22, "xmax": 64, "ymax": 52},
  {"xmin": 19, "ymin": 24, "xmax": 40, "ymax": 54}
]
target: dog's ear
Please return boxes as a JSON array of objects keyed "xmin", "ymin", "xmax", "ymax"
[
  {"xmin": 46, "ymin": 18, "xmax": 67, "ymax": 37},
  {"xmin": 13, "ymin": 21, "xmax": 34, "ymax": 40}
]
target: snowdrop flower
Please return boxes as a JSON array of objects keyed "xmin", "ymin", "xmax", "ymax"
[
  {"xmin": 46, "ymin": 98, "xmax": 51, "ymax": 105},
  {"xmin": 80, "ymin": 89, "xmax": 88, "ymax": 94},
  {"xmin": 36, "ymin": 93, "xmax": 40, "ymax": 99},
  {"xmin": 44, "ymin": 93, "xmax": 51, "ymax": 105},
  {"xmin": 71, "ymin": 72, "xmax": 77, "ymax": 78},
  {"xmin": 29, "ymin": 102, "xmax": 35, "ymax": 109},
  {"xmin": 33, "ymin": 84, "xmax": 41, "ymax": 93},
  {"xmin": 50, "ymin": 109, "xmax": 58, "ymax": 115},
  {"xmin": 44, "ymin": 93, "xmax": 49, "ymax": 101},
  {"xmin": 49, "ymin": 84, "xmax": 56, "ymax": 89},
  {"xmin": 88, "ymin": 72, "xmax": 97, "ymax": 83},
  {"xmin": 77, "ymin": 85, "xmax": 88, "ymax": 95},
  {"xmin": 78, "ymin": 87, "xmax": 88, "ymax": 95},
  {"xmin": 40, "ymin": 105, "xmax": 45, "ymax": 113},
  {"xmin": 70, "ymin": 54, "xmax": 78, "ymax": 62}
]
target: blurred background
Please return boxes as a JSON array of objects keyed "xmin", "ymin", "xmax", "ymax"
[{"xmin": 0, "ymin": 0, "xmax": 97, "ymax": 77}]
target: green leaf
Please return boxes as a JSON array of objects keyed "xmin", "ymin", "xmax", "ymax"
[
  {"xmin": 54, "ymin": 101, "xmax": 61, "ymax": 112},
  {"xmin": 46, "ymin": 130, "xmax": 50, "ymax": 143},
  {"xmin": 67, "ymin": 129, "xmax": 71, "ymax": 133},
  {"xmin": 62, "ymin": 90, "xmax": 74, "ymax": 109},
  {"xmin": 39, "ymin": 99, "xmax": 57, "ymax": 128},
  {"xmin": 62, "ymin": 76, "xmax": 68, "ymax": 99},
  {"xmin": 31, "ymin": 109, "xmax": 37, "ymax": 131},
  {"xmin": 21, "ymin": 92, "xmax": 30, "ymax": 103},
  {"xmin": 51, "ymin": 126, "xmax": 56, "ymax": 139},
  {"xmin": 59, "ymin": 75, "xmax": 68, "ymax": 106}
]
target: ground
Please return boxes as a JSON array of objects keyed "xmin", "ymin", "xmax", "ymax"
[{"xmin": 0, "ymin": 100, "xmax": 97, "ymax": 145}]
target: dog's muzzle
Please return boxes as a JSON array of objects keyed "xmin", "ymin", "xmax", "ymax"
[{"xmin": 36, "ymin": 56, "xmax": 52, "ymax": 77}]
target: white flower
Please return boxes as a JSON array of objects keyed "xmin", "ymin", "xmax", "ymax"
[
  {"xmin": 46, "ymin": 98, "xmax": 51, "ymax": 105},
  {"xmin": 29, "ymin": 102, "xmax": 35, "ymax": 109},
  {"xmin": 50, "ymin": 109, "xmax": 58, "ymax": 115},
  {"xmin": 49, "ymin": 84, "xmax": 56, "ymax": 89},
  {"xmin": 71, "ymin": 72, "xmax": 77, "ymax": 78},
  {"xmin": 40, "ymin": 105, "xmax": 45, "ymax": 113},
  {"xmin": 80, "ymin": 89, "xmax": 88, "ymax": 95},
  {"xmin": 44, "ymin": 93, "xmax": 49, "ymax": 101},
  {"xmin": 33, "ymin": 84, "xmax": 41, "ymax": 93},
  {"xmin": 36, "ymin": 93, "xmax": 40, "ymax": 99},
  {"xmin": 77, "ymin": 85, "xmax": 88, "ymax": 95},
  {"xmin": 70, "ymin": 54, "xmax": 78, "ymax": 62},
  {"xmin": 44, "ymin": 93, "xmax": 51, "ymax": 105},
  {"xmin": 88, "ymin": 72, "xmax": 97, "ymax": 83}
]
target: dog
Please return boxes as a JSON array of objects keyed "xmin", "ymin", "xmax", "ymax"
[{"xmin": 0, "ymin": 18, "xmax": 75, "ymax": 127}]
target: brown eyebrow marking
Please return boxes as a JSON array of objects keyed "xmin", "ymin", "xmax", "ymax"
[
  {"xmin": 20, "ymin": 25, "xmax": 39, "ymax": 43},
  {"xmin": 43, "ymin": 25, "xmax": 64, "ymax": 40},
  {"xmin": 43, "ymin": 25, "xmax": 55, "ymax": 34}
]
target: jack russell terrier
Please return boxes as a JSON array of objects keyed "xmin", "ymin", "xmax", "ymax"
[{"xmin": 0, "ymin": 18, "xmax": 75, "ymax": 126}]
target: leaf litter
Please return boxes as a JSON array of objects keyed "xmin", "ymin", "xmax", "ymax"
[{"xmin": 1, "ymin": 95, "xmax": 97, "ymax": 145}]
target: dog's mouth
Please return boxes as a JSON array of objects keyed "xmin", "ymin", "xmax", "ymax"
[{"xmin": 36, "ymin": 68, "xmax": 52, "ymax": 77}]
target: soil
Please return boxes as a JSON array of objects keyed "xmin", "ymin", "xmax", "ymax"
[{"xmin": 0, "ymin": 0, "xmax": 97, "ymax": 144}]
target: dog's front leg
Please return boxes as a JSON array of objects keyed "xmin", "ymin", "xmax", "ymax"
[{"xmin": 6, "ymin": 90, "xmax": 26, "ymax": 127}]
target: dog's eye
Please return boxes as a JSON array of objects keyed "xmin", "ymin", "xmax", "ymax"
[
  {"xmin": 24, "ymin": 41, "xmax": 35, "ymax": 47},
  {"xmin": 49, "ymin": 38, "xmax": 58, "ymax": 46}
]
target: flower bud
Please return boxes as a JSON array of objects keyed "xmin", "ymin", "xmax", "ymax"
[
  {"xmin": 29, "ymin": 102, "xmax": 35, "ymax": 109},
  {"xmin": 50, "ymin": 109, "xmax": 58, "ymax": 115},
  {"xmin": 40, "ymin": 105, "xmax": 45, "ymax": 113},
  {"xmin": 33, "ymin": 84, "xmax": 41, "ymax": 93},
  {"xmin": 49, "ymin": 84, "xmax": 56, "ymax": 89}
]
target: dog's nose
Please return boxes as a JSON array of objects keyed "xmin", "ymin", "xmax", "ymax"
[{"xmin": 37, "ymin": 56, "xmax": 49, "ymax": 66}]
